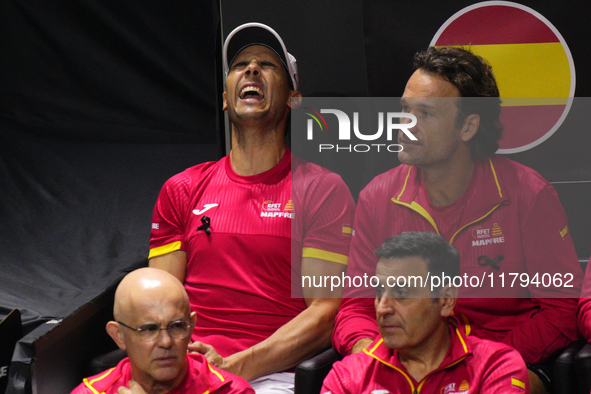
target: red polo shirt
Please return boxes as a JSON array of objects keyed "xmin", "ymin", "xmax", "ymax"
[{"xmin": 323, "ymin": 318, "xmax": 528, "ymax": 394}]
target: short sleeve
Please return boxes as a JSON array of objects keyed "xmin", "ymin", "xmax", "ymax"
[{"xmin": 149, "ymin": 172, "xmax": 191, "ymax": 258}]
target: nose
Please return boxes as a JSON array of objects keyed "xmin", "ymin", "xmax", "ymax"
[
  {"xmin": 245, "ymin": 60, "xmax": 261, "ymax": 77},
  {"xmin": 375, "ymin": 295, "xmax": 395, "ymax": 318},
  {"xmin": 156, "ymin": 328, "xmax": 173, "ymax": 348}
]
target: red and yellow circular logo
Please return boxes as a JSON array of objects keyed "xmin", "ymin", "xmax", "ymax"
[{"xmin": 431, "ymin": 1, "xmax": 575, "ymax": 153}]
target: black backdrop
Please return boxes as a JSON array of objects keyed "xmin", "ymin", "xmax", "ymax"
[
  {"xmin": 1, "ymin": 0, "xmax": 590, "ymax": 391},
  {"xmin": 0, "ymin": 0, "xmax": 222, "ymax": 332}
]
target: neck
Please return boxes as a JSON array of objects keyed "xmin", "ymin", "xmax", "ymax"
[
  {"xmin": 398, "ymin": 322, "xmax": 451, "ymax": 382},
  {"xmin": 421, "ymin": 153, "xmax": 475, "ymax": 207},
  {"xmin": 229, "ymin": 122, "xmax": 287, "ymax": 175},
  {"xmin": 133, "ymin": 377, "xmax": 184, "ymax": 394},
  {"xmin": 132, "ymin": 365, "xmax": 187, "ymax": 394}
]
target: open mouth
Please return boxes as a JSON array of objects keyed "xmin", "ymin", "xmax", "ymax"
[{"xmin": 239, "ymin": 86, "xmax": 264, "ymax": 101}]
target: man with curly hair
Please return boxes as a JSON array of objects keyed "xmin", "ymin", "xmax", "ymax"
[{"xmin": 333, "ymin": 47, "xmax": 582, "ymax": 394}]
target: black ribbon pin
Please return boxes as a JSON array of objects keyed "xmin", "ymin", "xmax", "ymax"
[
  {"xmin": 197, "ymin": 216, "xmax": 211, "ymax": 236},
  {"xmin": 477, "ymin": 255, "xmax": 504, "ymax": 271}
]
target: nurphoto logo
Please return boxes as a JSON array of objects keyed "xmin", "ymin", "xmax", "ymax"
[{"xmin": 300, "ymin": 101, "xmax": 416, "ymax": 153}]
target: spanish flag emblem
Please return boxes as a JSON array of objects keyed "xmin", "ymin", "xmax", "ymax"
[{"xmin": 431, "ymin": 2, "xmax": 575, "ymax": 154}]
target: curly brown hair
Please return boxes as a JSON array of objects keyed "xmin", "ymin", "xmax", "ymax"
[{"xmin": 413, "ymin": 47, "xmax": 503, "ymax": 159}]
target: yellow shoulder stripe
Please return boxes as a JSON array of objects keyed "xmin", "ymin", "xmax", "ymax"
[
  {"xmin": 87, "ymin": 367, "xmax": 115, "ymax": 385},
  {"xmin": 207, "ymin": 362, "xmax": 225, "ymax": 382},
  {"xmin": 83, "ymin": 367, "xmax": 116, "ymax": 394},
  {"xmin": 82, "ymin": 379, "xmax": 102, "ymax": 394},
  {"xmin": 302, "ymin": 248, "xmax": 348, "ymax": 266},
  {"xmin": 149, "ymin": 241, "xmax": 182, "ymax": 259},
  {"xmin": 367, "ymin": 338, "xmax": 383, "ymax": 354},
  {"xmin": 512, "ymin": 377, "xmax": 526, "ymax": 389}
]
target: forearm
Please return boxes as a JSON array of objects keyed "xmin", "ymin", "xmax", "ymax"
[
  {"xmin": 225, "ymin": 299, "xmax": 339, "ymax": 381},
  {"xmin": 502, "ymin": 298, "xmax": 579, "ymax": 363},
  {"xmin": 333, "ymin": 297, "xmax": 379, "ymax": 355}
]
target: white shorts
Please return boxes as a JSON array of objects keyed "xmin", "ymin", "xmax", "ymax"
[{"xmin": 249, "ymin": 372, "xmax": 295, "ymax": 394}]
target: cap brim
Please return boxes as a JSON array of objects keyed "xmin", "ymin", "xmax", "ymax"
[
  {"xmin": 226, "ymin": 27, "xmax": 289, "ymax": 72},
  {"xmin": 223, "ymin": 23, "xmax": 298, "ymax": 90}
]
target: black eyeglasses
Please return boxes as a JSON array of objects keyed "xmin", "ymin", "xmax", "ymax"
[{"xmin": 117, "ymin": 320, "xmax": 192, "ymax": 342}]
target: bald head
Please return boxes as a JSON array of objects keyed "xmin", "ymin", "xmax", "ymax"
[
  {"xmin": 107, "ymin": 268, "xmax": 196, "ymax": 391},
  {"xmin": 114, "ymin": 267, "xmax": 190, "ymax": 322}
]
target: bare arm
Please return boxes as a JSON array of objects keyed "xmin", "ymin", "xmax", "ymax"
[
  {"xmin": 350, "ymin": 337, "xmax": 374, "ymax": 354},
  {"xmin": 149, "ymin": 250, "xmax": 187, "ymax": 283},
  {"xmin": 193, "ymin": 257, "xmax": 347, "ymax": 381}
]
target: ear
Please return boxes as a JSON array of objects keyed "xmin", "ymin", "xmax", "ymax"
[
  {"xmin": 460, "ymin": 114, "xmax": 480, "ymax": 142},
  {"xmin": 190, "ymin": 311, "xmax": 197, "ymax": 328},
  {"xmin": 106, "ymin": 321, "xmax": 127, "ymax": 351},
  {"xmin": 288, "ymin": 90, "xmax": 302, "ymax": 110},
  {"xmin": 439, "ymin": 286, "xmax": 458, "ymax": 318},
  {"xmin": 222, "ymin": 91, "xmax": 227, "ymax": 112}
]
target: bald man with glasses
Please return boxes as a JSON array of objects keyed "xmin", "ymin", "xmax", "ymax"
[{"xmin": 71, "ymin": 268, "xmax": 253, "ymax": 394}]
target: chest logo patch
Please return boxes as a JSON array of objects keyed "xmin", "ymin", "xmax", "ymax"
[
  {"xmin": 261, "ymin": 200, "xmax": 294, "ymax": 219},
  {"xmin": 471, "ymin": 223, "xmax": 505, "ymax": 247},
  {"xmin": 441, "ymin": 380, "xmax": 469, "ymax": 394}
]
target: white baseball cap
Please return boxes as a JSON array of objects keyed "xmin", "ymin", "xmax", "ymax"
[{"xmin": 223, "ymin": 22, "xmax": 299, "ymax": 91}]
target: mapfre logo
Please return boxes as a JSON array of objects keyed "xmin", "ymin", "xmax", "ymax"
[
  {"xmin": 261, "ymin": 200, "xmax": 294, "ymax": 219},
  {"xmin": 471, "ymin": 223, "xmax": 505, "ymax": 246},
  {"xmin": 303, "ymin": 107, "xmax": 416, "ymax": 153}
]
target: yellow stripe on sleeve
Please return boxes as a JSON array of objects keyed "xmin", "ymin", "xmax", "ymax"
[
  {"xmin": 148, "ymin": 241, "xmax": 182, "ymax": 259},
  {"xmin": 302, "ymin": 247, "xmax": 348, "ymax": 265},
  {"xmin": 512, "ymin": 377, "xmax": 526, "ymax": 389}
]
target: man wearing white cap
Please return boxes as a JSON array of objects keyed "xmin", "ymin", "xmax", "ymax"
[{"xmin": 148, "ymin": 23, "xmax": 355, "ymax": 393}]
